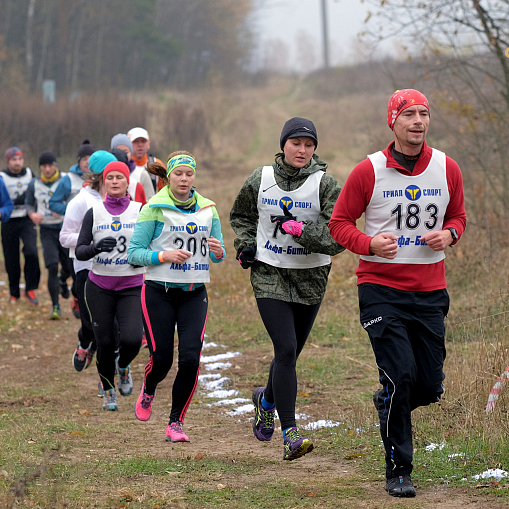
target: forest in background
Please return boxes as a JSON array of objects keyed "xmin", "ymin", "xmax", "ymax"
[{"xmin": 0, "ymin": 0, "xmax": 251, "ymax": 92}]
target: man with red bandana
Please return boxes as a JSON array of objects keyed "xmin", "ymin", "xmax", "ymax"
[{"xmin": 329, "ymin": 89, "xmax": 466, "ymax": 498}]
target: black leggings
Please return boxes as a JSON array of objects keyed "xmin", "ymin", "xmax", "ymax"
[
  {"xmin": 141, "ymin": 282, "xmax": 208, "ymax": 424},
  {"xmin": 85, "ymin": 279, "xmax": 143, "ymax": 390},
  {"xmin": 1, "ymin": 216, "xmax": 40, "ymax": 298},
  {"xmin": 256, "ymin": 298, "xmax": 321, "ymax": 430},
  {"xmin": 40, "ymin": 226, "xmax": 72, "ymax": 306},
  {"xmin": 75, "ymin": 269, "xmax": 95, "ymax": 348}
]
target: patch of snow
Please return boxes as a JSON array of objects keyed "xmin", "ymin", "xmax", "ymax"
[
  {"xmin": 227, "ymin": 404, "xmax": 254, "ymax": 415},
  {"xmin": 473, "ymin": 469, "xmax": 509, "ymax": 481},
  {"xmin": 201, "ymin": 377, "xmax": 229, "ymax": 391},
  {"xmin": 201, "ymin": 352, "xmax": 241, "ymax": 363},
  {"xmin": 208, "ymin": 398, "xmax": 250, "ymax": 406},
  {"xmin": 425, "ymin": 443, "xmax": 446, "ymax": 451},
  {"xmin": 207, "ymin": 389, "xmax": 239, "ymax": 398},
  {"xmin": 198, "ymin": 373, "xmax": 221, "ymax": 381},
  {"xmin": 204, "ymin": 362, "xmax": 231, "ymax": 371},
  {"xmin": 302, "ymin": 420, "xmax": 341, "ymax": 430}
]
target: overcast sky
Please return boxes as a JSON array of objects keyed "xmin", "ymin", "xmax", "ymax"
[{"xmin": 248, "ymin": 0, "xmax": 385, "ymax": 72}]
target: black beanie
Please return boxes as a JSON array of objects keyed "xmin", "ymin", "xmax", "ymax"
[
  {"xmin": 77, "ymin": 140, "xmax": 96, "ymax": 161},
  {"xmin": 280, "ymin": 117, "xmax": 318, "ymax": 150},
  {"xmin": 111, "ymin": 148, "xmax": 129, "ymax": 166},
  {"xmin": 39, "ymin": 150, "xmax": 57, "ymax": 166}
]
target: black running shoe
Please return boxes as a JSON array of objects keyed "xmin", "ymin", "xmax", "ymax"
[{"xmin": 385, "ymin": 475, "xmax": 416, "ymax": 497}]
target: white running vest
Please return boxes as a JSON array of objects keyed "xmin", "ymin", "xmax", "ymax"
[
  {"xmin": 91, "ymin": 201, "xmax": 144, "ymax": 276},
  {"xmin": 34, "ymin": 174, "xmax": 67, "ymax": 225},
  {"xmin": 0, "ymin": 168, "xmax": 33, "ymax": 218},
  {"xmin": 255, "ymin": 166, "xmax": 331, "ymax": 269},
  {"xmin": 145, "ymin": 206, "xmax": 213, "ymax": 283},
  {"xmin": 360, "ymin": 149, "xmax": 450, "ymax": 265},
  {"xmin": 68, "ymin": 172, "xmax": 85, "ymax": 201},
  {"xmin": 127, "ymin": 177, "xmax": 141, "ymax": 202}
]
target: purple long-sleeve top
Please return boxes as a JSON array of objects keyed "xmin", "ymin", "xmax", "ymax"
[{"xmin": 75, "ymin": 194, "xmax": 144, "ymax": 291}]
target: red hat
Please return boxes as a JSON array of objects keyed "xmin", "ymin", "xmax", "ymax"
[
  {"xmin": 5, "ymin": 146, "xmax": 23, "ymax": 163},
  {"xmin": 103, "ymin": 161, "xmax": 130, "ymax": 183},
  {"xmin": 387, "ymin": 89, "xmax": 429, "ymax": 129}
]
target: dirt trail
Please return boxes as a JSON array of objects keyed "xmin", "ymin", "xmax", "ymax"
[{"xmin": 1, "ymin": 286, "xmax": 507, "ymax": 509}]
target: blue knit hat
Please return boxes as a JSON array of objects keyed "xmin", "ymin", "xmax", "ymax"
[{"xmin": 88, "ymin": 151, "xmax": 116, "ymax": 174}]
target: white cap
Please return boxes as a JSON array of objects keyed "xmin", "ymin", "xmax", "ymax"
[{"xmin": 128, "ymin": 127, "xmax": 149, "ymax": 141}]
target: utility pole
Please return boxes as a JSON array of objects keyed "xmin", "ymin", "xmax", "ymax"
[{"xmin": 321, "ymin": 0, "xmax": 330, "ymax": 68}]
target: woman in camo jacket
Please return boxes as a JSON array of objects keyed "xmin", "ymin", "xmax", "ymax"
[{"xmin": 230, "ymin": 117, "xmax": 345, "ymax": 461}]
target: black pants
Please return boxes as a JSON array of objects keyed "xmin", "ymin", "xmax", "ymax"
[
  {"xmin": 85, "ymin": 279, "xmax": 143, "ymax": 391},
  {"xmin": 76, "ymin": 268, "xmax": 95, "ymax": 347},
  {"xmin": 256, "ymin": 298, "xmax": 321, "ymax": 431},
  {"xmin": 141, "ymin": 282, "xmax": 208, "ymax": 424},
  {"xmin": 1, "ymin": 216, "xmax": 40, "ymax": 298},
  {"xmin": 40, "ymin": 226, "xmax": 72, "ymax": 306},
  {"xmin": 359, "ymin": 283, "xmax": 449, "ymax": 478}
]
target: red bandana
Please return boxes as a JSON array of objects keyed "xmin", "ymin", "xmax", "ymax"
[{"xmin": 387, "ymin": 89, "xmax": 429, "ymax": 129}]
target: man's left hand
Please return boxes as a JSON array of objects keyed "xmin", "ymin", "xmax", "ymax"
[{"xmin": 421, "ymin": 230, "xmax": 453, "ymax": 251}]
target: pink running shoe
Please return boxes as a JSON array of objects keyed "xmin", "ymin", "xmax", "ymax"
[
  {"xmin": 134, "ymin": 385, "xmax": 155, "ymax": 421},
  {"xmin": 165, "ymin": 422, "xmax": 190, "ymax": 442}
]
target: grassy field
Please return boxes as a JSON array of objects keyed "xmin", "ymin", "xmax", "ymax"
[{"xmin": 2, "ymin": 80, "xmax": 509, "ymax": 508}]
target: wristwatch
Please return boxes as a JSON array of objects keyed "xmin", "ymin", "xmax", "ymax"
[{"xmin": 446, "ymin": 228, "xmax": 458, "ymax": 246}]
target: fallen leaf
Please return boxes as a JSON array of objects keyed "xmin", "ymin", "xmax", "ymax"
[
  {"xmin": 69, "ymin": 431, "xmax": 83, "ymax": 436},
  {"xmin": 28, "ymin": 438, "xmax": 37, "ymax": 443},
  {"xmin": 195, "ymin": 453, "xmax": 205, "ymax": 460},
  {"xmin": 298, "ymin": 392, "xmax": 309, "ymax": 397},
  {"xmin": 345, "ymin": 453, "xmax": 365, "ymax": 459},
  {"xmin": 217, "ymin": 484, "xmax": 226, "ymax": 490},
  {"xmin": 348, "ymin": 429, "xmax": 355, "ymax": 436},
  {"xmin": 342, "ymin": 337, "xmax": 350, "ymax": 341},
  {"xmin": 11, "ymin": 344, "xmax": 23, "ymax": 350},
  {"xmin": 79, "ymin": 410, "xmax": 90, "ymax": 416}
]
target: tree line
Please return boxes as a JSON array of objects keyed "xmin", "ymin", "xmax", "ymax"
[{"xmin": 0, "ymin": 0, "xmax": 251, "ymax": 94}]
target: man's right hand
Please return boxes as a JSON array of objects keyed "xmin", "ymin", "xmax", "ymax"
[
  {"xmin": 369, "ymin": 232, "xmax": 398, "ymax": 259},
  {"xmin": 29, "ymin": 212, "xmax": 43, "ymax": 225}
]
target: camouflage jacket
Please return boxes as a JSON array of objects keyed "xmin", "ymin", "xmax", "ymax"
[{"xmin": 230, "ymin": 154, "xmax": 345, "ymax": 305}]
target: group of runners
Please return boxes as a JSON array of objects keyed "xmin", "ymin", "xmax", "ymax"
[{"xmin": 0, "ymin": 89, "xmax": 466, "ymax": 498}]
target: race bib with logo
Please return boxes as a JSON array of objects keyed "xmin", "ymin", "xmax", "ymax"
[
  {"xmin": 255, "ymin": 166, "xmax": 330, "ymax": 269},
  {"xmin": 360, "ymin": 149, "xmax": 450, "ymax": 265}
]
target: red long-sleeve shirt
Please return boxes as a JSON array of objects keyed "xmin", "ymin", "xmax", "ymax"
[{"xmin": 329, "ymin": 142, "xmax": 466, "ymax": 291}]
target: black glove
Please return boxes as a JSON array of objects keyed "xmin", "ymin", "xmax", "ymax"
[
  {"xmin": 94, "ymin": 236, "xmax": 117, "ymax": 254},
  {"xmin": 238, "ymin": 246, "xmax": 257, "ymax": 269},
  {"xmin": 270, "ymin": 205, "xmax": 296, "ymax": 237}
]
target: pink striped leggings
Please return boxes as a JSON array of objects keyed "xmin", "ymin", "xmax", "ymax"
[{"xmin": 141, "ymin": 281, "xmax": 208, "ymax": 424}]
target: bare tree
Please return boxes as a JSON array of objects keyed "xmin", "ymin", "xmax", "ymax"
[{"xmin": 364, "ymin": 0, "xmax": 509, "ymax": 218}]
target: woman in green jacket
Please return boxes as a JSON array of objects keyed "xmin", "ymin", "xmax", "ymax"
[{"xmin": 230, "ymin": 117, "xmax": 344, "ymax": 461}]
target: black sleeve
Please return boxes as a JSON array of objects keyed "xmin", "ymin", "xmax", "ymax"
[{"xmin": 75, "ymin": 208, "xmax": 97, "ymax": 261}]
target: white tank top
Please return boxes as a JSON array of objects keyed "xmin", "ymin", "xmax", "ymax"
[
  {"xmin": 145, "ymin": 205, "xmax": 213, "ymax": 283},
  {"xmin": 34, "ymin": 174, "xmax": 67, "ymax": 225},
  {"xmin": 255, "ymin": 166, "xmax": 331, "ymax": 269},
  {"xmin": 0, "ymin": 168, "xmax": 33, "ymax": 218},
  {"xmin": 91, "ymin": 201, "xmax": 145, "ymax": 276},
  {"xmin": 360, "ymin": 148, "xmax": 450, "ymax": 265}
]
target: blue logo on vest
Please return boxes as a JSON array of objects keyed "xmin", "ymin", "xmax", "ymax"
[
  {"xmin": 111, "ymin": 220, "xmax": 122, "ymax": 232},
  {"xmin": 279, "ymin": 197, "xmax": 293, "ymax": 211},
  {"xmin": 405, "ymin": 185, "xmax": 421, "ymax": 201},
  {"xmin": 186, "ymin": 222, "xmax": 198, "ymax": 234}
]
